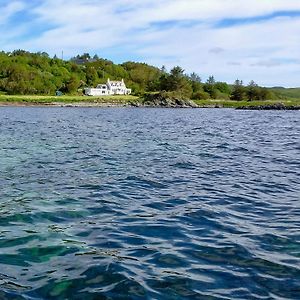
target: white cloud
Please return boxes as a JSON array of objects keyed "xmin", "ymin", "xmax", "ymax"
[
  {"xmin": 1, "ymin": 0, "xmax": 300, "ymax": 86},
  {"xmin": 0, "ymin": 1, "xmax": 26, "ymax": 25}
]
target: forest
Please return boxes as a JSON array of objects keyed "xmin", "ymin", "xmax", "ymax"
[{"xmin": 0, "ymin": 50, "xmax": 297, "ymax": 101}]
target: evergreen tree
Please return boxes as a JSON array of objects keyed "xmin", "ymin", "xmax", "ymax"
[
  {"xmin": 161, "ymin": 65, "xmax": 167, "ymax": 73},
  {"xmin": 247, "ymin": 80, "xmax": 260, "ymax": 101},
  {"xmin": 203, "ymin": 76, "xmax": 217, "ymax": 99},
  {"xmin": 231, "ymin": 79, "xmax": 246, "ymax": 101},
  {"xmin": 189, "ymin": 72, "xmax": 201, "ymax": 83}
]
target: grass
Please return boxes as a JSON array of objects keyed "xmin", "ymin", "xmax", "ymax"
[
  {"xmin": 193, "ymin": 99, "xmax": 300, "ymax": 108},
  {"xmin": 270, "ymin": 87, "xmax": 300, "ymax": 100},
  {"xmin": 0, "ymin": 94, "xmax": 139, "ymax": 105}
]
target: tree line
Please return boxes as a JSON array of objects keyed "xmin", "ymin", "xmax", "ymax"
[{"xmin": 0, "ymin": 50, "xmax": 275, "ymax": 100}]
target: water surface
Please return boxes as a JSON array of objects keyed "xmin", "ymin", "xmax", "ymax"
[{"xmin": 0, "ymin": 107, "xmax": 299, "ymax": 299}]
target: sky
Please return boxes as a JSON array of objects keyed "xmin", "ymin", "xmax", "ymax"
[{"xmin": 1, "ymin": 0, "xmax": 300, "ymax": 87}]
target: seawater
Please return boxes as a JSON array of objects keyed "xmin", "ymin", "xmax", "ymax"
[{"xmin": 0, "ymin": 107, "xmax": 299, "ymax": 299}]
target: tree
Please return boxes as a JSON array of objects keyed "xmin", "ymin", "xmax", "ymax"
[
  {"xmin": 203, "ymin": 76, "xmax": 217, "ymax": 99},
  {"xmin": 161, "ymin": 65, "xmax": 167, "ymax": 73},
  {"xmin": 85, "ymin": 66, "xmax": 98, "ymax": 86},
  {"xmin": 65, "ymin": 75, "xmax": 80, "ymax": 93},
  {"xmin": 189, "ymin": 72, "xmax": 201, "ymax": 83},
  {"xmin": 231, "ymin": 79, "xmax": 246, "ymax": 101},
  {"xmin": 246, "ymin": 80, "xmax": 260, "ymax": 101},
  {"xmin": 158, "ymin": 73, "xmax": 169, "ymax": 91},
  {"xmin": 215, "ymin": 82, "xmax": 230, "ymax": 94},
  {"xmin": 259, "ymin": 87, "xmax": 274, "ymax": 100},
  {"xmin": 81, "ymin": 53, "xmax": 91, "ymax": 60},
  {"xmin": 206, "ymin": 75, "xmax": 216, "ymax": 85},
  {"xmin": 168, "ymin": 66, "xmax": 185, "ymax": 90},
  {"xmin": 156, "ymin": 66, "xmax": 193, "ymax": 98}
]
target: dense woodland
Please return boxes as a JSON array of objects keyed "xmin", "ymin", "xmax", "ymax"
[{"xmin": 0, "ymin": 50, "xmax": 298, "ymax": 101}]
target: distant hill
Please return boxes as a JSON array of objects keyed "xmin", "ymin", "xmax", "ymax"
[{"xmin": 269, "ymin": 87, "xmax": 300, "ymax": 100}]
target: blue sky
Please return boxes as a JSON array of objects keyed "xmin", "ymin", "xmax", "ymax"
[{"xmin": 1, "ymin": 0, "xmax": 300, "ymax": 87}]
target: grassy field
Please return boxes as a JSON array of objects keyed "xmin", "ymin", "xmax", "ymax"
[{"xmin": 0, "ymin": 94, "xmax": 139, "ymax": 105}]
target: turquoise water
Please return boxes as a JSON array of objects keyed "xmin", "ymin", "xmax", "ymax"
[{"xmin": 0, "ymin": 107, "xmax": 299, "ymax": 299}]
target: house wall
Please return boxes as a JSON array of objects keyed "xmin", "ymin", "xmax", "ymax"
[
  {"xmin": 84, "ymin": 88, "xmax": 110, "ymax": 96},
  {"xmin": 84, "ymin": 80, "xmax": 131, "ymax": 96}
]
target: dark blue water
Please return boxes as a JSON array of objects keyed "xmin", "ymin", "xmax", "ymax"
[{"xmin": 0, "ymin": 107, "xmax": 299, "ymax": 299}]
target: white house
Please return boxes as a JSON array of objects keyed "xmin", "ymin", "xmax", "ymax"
[{"xmin": 84, "ymin": 79, "xmax": 131, "ymax": 96}]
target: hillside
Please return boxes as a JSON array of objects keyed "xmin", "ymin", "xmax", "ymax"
[
  {"xmin": 269, "ymin": 87, "xmax": 300, "ymax": 100},
  {"xmin": 0, "ymin": 50, "xmax": 161, "ymax": 96},
  {"xmin": 0, "ymin": 50, "xmax": 299, "ymax": 103}
]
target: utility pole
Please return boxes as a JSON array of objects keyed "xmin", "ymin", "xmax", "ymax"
[{"xmin": 62, "ymin": 50, "xmax": 64, "ymax": 60}]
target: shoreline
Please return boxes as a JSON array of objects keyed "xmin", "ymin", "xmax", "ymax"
[
  {"xmin": 0, "ymin": 101, "xmax": 129, "ymax": 108},
  {"xmin": 0, "ymin": 101, "xmax": 299, "ymax": 110},
  {"xmin": 0, "ymin": 95, "xmax": 299, "ymax": 110}
]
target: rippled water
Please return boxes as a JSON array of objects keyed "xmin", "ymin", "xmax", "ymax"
[{"xmin": 0, "ymin": 107, "xmax": 299, "ymax": 299}]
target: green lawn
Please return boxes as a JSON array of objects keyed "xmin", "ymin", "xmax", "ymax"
[{"xmin": 0, "ymin": 94, "xmax": 139, "ymax": 105}]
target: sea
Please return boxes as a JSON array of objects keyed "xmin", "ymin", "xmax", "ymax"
[{"xmin": 0, "ymin": 107, "xmax": 299, "ymax": 299}]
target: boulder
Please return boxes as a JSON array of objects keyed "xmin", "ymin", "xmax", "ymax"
[{"xmin": 141, "ymin": 93, "xmax": 198, "ymax": 108}]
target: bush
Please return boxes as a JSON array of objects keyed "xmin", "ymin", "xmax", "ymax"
[{"xmin": 192, "ymin": 90, "xmax": 210, "ymax": 100}]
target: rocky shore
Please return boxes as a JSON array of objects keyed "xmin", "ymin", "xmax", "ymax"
[
  {"xmin": 236, "ymin": 103, "xmax": 300, "ymax": 110},
  {"xmin": 133, "ymin": 93, "xmax": 198, "ymax": 108}
]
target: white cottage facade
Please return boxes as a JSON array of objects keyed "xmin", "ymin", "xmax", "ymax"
[{"xmin": 84, "ymin": 79, "xmax": 131, "ymax": 96}]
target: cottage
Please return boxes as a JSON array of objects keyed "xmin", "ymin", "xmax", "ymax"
[{"xmin": 84, "ymin": 79, "xmax": 131, "ymax": 96}]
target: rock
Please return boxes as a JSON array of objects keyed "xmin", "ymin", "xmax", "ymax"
[
  {"xmin": 141, "ymin": 93, "xmax": 198, "ymax": 108},
  {"xmin": 236, "ymin": 103, "xmax": 300, "ymax": 110}
]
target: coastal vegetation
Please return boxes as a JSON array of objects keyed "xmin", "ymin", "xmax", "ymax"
[
  {"xmin": 1, "ymin": 94, "xmax": 299, "ymax": 110},
  {"xmin": 0, "ymin": 50, "xmax": 299, "ymax": 108},
  {"xmin": 0, "ymin": 94, "xmax": 138, "ymax": 106}
]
